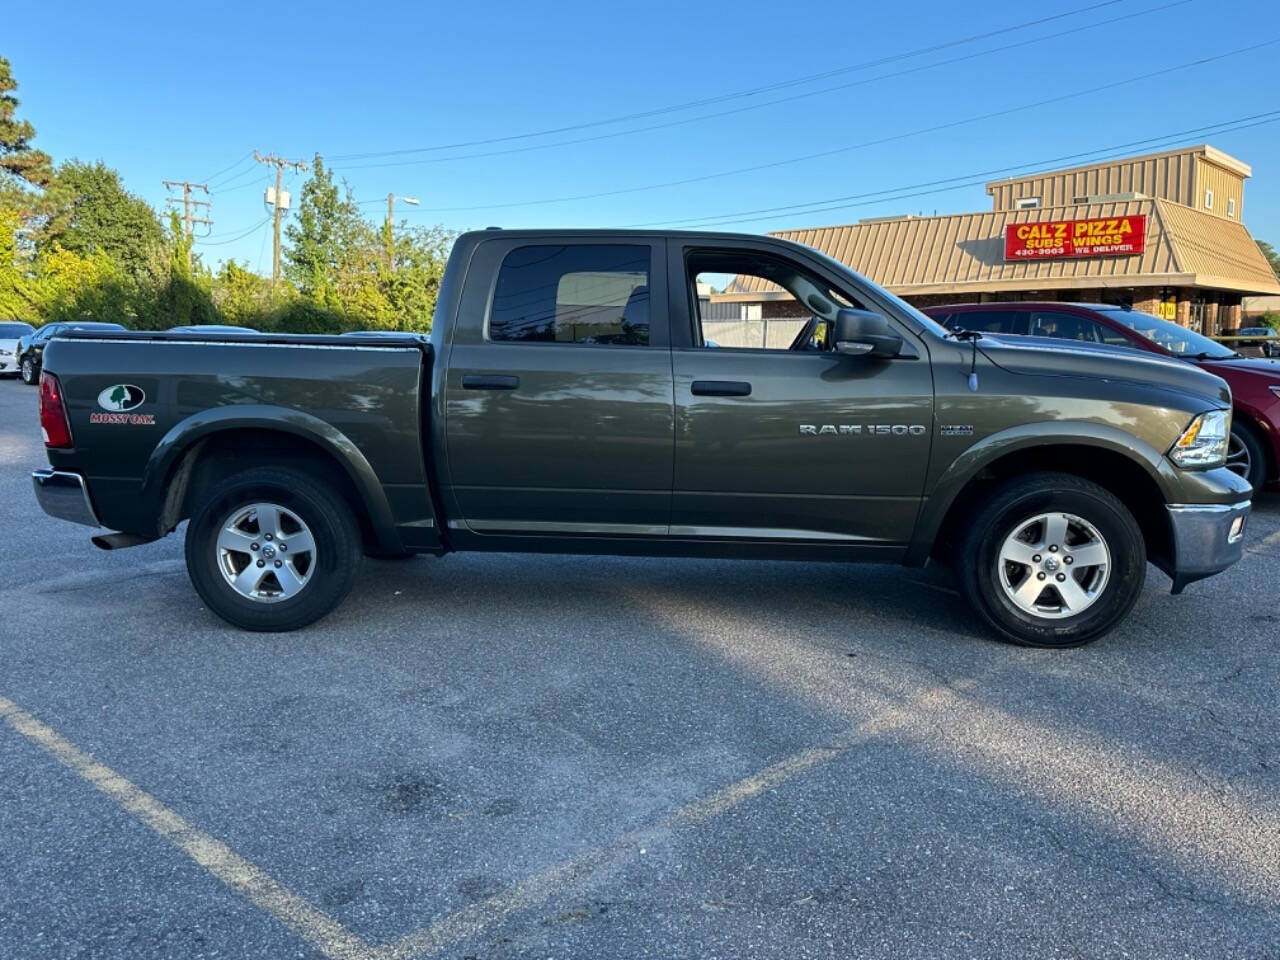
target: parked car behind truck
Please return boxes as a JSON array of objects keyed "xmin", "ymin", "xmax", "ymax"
[
  {"xmin": 19, "ymin": 321, "xmax": 126, "ymax": 384},
  {"xmin": 33, "ymin": 230, "xmax": 1250, "ymax": 647},
  {"xmin": 0, "ymin": 321, "xmax": 34, "ymax": 376},
  {"xmin": 923, "ymin": 302, "xmax": 1280, "ymax": 493}
]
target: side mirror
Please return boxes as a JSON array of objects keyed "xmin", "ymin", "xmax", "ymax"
[{"xmin": 832, "ymin": 308, "xmax": 903, "ymax": 359}]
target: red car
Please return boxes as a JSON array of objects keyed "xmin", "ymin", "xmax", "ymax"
[{"xmin": 922, "ymin": 302, "xmax": 1280, "ymax": 492}]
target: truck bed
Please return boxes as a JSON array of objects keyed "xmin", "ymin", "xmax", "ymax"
[{"xmin": 39, "ymin": 330, "xmax": 441, "ymax": 555}]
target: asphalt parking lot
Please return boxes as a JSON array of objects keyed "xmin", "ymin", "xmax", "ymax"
[{"xmin": 1, "ymin": 375, "xmax": 1278, "ymax": 960}]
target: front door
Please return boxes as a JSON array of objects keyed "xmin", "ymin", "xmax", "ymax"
[
  {"xmin": 444, "ymin": 237, "xmax": 673, "ymax": 536},
  {"xmin": 669, "ymin": 242, "xmax": 934, "ymax": 546}
]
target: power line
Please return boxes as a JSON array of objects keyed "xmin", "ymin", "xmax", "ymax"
[
  {"xmin": 340, "ymin": 0, "xmax": 1188, "ymax": 174},
  {"xmin": 200, "ymin": 151, "xmax": 253, "ymax": 186},
  {"xmin": 329, "ymin": 0, "xmax": 1133, "ymax": 162},
  {"xmin": 625, "ymin": 112, "xmax": 1280, "ymax": 229},
  {"xmin": 195, "ymin": 217, "xmax": 272, "ymax": 246},
  {"xmin": 668, "ymin": 127, "xmax": 1280, "ymax": 234},
  {"xmin": 215, "ymin": 175, "xmax": 271, "ymax": 196},
  {"xmin": 375, "ymin": 37, "xmax": 1279, "ymax": 215}
]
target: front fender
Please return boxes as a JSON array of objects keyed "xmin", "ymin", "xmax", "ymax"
[
  {"xmin": 141, "ymin": 404, "xmax": 402, "ymax": 550},
  {"xmin": 907, "ymin": 421, "xmax": 1173, "ymax": 566}
]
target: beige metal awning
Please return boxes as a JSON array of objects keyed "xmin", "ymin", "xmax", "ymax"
[{"xmin": 720, "ymin": 198, "xmax": 1280, "ymax": 299}]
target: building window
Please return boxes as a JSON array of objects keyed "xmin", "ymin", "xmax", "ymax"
[
  {"xmin": 1227, "ymin": 197, "xmax": 1236, "ymax": 218},
  {"xmin": 1204, "ymin": 188, "xmax": 1214, "ymax": 210},
  {"xmin": 1015, "ymin": 197, "xmax": 1041, "ymax": 209}
]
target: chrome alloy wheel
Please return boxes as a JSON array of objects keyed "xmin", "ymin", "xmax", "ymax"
[
  {"xmin": 997, "ymin": 512, "xmax": 1111, "ymax": 620},
  {"xmin": 1225, "ymin": 432, "xmax": 1252, "ymax": 480},
  {"xmin": 216, "ymin": 502, "xmax": 316, "ymax": 603}
]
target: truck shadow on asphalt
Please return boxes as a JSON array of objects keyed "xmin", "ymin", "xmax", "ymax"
[{"xmin": 5, "ymin": 472, "xmax": 1277, "ymax": 955}]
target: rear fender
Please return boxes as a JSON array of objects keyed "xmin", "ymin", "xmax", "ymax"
[{"xmin": 141, "ymin": 404, "xmax": 403, "ymax": 551}]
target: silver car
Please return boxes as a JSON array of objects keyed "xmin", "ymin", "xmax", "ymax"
[{"xmin": 0, "ymin": 322, "xmax": 34, "ymax": 377}]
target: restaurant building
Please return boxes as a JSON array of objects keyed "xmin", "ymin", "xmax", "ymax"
[{"xmin": 716, "ymin": 144, "xmax": 1280, "ymax": 335}]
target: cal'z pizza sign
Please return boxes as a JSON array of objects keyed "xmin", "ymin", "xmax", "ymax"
[{"xmin": 1005, "ymin": 215, "xmax": 1146, "ymax": 260}]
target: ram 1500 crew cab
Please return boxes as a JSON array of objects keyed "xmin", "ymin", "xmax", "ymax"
[{"xmin": 33, "ymin": 230, "xmax": 1251, "ymax": 646}]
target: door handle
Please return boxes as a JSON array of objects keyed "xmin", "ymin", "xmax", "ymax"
[
  {"xmin": 462, "ymin": 375, "xmax": 520, "ymax": 390},
  {"xmin": 691, "ymin": 380, "xmax": 751, "ymax": 397}
]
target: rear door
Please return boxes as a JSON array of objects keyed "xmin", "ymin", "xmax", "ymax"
[
  {"xmin": 444, "ymin": 236, "xmax": 674, "ymax": 536},
  {"xmin": 667, "ymin": 240, "xmax": 934, "ymax": 546}
]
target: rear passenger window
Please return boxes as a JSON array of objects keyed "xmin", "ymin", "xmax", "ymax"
[
  {"xmin": 950, "ymin": 310, "xmax": 1026, "ymax": 335},
  {"xmin": 1028, "ymin": 311, "xmax": 1118, "ymax": 344},
  {"xmin": 489, "ymin": 244, "xmax": 650, "ymax": 346}
]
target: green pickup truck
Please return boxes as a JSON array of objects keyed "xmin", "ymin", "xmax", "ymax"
[{"xmin": 33, "ymin": 229, "xmax": 1251, "ymax": 646}]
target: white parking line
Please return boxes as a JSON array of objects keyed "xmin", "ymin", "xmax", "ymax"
[
  {"xmin": 373, "ymin": 683, "xmax": 961, "ymax": 960},
  {"xmin": 0, "ymin": 695, "xmax": 376, "ymax": 960}
]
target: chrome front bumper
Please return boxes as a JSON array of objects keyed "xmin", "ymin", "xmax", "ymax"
[
  {"xmin": 1166, "ymin": 500, "xmax": 1250, "ymax": 594},
  {"xmin": 32, "ymin": 470, "xmax": 102, "ymax": 528}
]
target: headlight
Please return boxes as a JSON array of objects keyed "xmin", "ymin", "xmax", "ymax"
[{"xmin": 1168, "ymin": 410, "xmax": 1230, "ymax": 468}]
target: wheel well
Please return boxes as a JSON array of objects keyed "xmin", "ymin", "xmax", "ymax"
[
  {"xmin": 932, "ymin": 445, "xmax": 1171, "ymax": 568},
  {"xmin": 160, "ymin": 429, "xmax": 375, "ymax": 548}
]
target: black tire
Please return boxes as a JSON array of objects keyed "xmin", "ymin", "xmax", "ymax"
[
  {"xmin": 957, "ymin": 472, "xmax": 1146, "ymax": 648},
  {"xmin": 20, "ymin": 356, "xmax": 38, "ymax": 385},
  {"xmin": 185, "ymin": 466, "xmax": 362, "ymax": 631},
  {"xmin": 1227, "ymin": 420, "xmax": 1268, "ymax": 493}
]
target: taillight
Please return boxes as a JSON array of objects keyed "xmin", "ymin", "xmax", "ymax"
[{"xmin": 39, "ymin": 372, "xmax": 73, "ymax": 448}]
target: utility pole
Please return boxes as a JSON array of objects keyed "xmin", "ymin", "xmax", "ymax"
[
  {"xmin": 254, "ymin": 151, "xmax": 308, "ymax": 297},
  {"xmin": 384, "ymin": 193, "xmax": 420, "ymax": 272},
  {"xmin": 386, "ymin": 193, "xmax": 394, "ymax": 272},
  {"xmin": 162, "ymin": 180, "xmax": 212, "ymax": 266}
]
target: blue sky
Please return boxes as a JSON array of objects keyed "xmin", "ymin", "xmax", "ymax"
[{"xmin": 8, "ymin": 0, "xmax": 1280, "ymax": 269}]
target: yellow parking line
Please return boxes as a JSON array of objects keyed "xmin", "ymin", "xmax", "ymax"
[{"xmin": 0, "ymin": 695, "xmax": 375, "ymax": 960}]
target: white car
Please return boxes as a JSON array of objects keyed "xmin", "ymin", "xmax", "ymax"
[{"xmin": 0, "ymin": 322, "xmax": 34, "ymax": 377}]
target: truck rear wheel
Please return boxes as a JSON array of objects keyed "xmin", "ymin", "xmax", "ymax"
[
  {"xmin": 185, "ymin": 467, "xmax": 362, "ymax": 631},
  {"xmin": 958, "ymin": 473, "xmax": 1146, "ymax": 647}
]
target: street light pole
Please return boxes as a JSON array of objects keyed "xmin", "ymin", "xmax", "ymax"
[{"xmin": 385, "ymin": 193, "xmax": 419, "ymax": 272}]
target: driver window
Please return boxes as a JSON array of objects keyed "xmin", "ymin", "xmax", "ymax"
[{"xmin": 688, "ymin": 251, "xmax": 856, "ymax": 350}]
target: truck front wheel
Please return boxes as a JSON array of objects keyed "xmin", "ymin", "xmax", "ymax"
[
  {"xmin": 958, "ymin": 473, "xmax": 1146, "ymax": 647},
  {"xmin": 185, "ymin": 467, "xmax": 362, "ymax": 631}
]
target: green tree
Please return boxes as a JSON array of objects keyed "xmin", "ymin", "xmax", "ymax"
[
  {"xmin": 39, "ymin": 161, "xmax": 165, "ymax": 280},
  {"xmin": 1258, "ymin": 240, "xmax": 1280, "ymax": 281},
  {"xmin": 385, "ymin": 224, "xmax": 452, "ymax": 331},
  {"xmin": 150, "ymin": 211, "xmax": 215, "ymax": 328},
  {"xmin": 30, "ymin": 244, "xmax": 134, "ymax": 324},
  {"xmin": 284, "ymin": 154, "xmax": 363, "ymax": 302},
  {"xmin": 211, "ymin": 260, "xmax": 273, "ymax": 325},
  {"xmin": 0, "ymin": 56, "xmax": 52, "ymax": 189},
  {"xmin": 0, "ymin": 204, "xmax": 35, "ymax": 319}
]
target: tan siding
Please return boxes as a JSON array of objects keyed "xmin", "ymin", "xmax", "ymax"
[
  {"xmin": 1193, "ymin": 158, "xmax": 1245, "ymax": 221},
  {"xmin": 985, "ymin": 145, "xmax": 1247, "ymax": 211}
]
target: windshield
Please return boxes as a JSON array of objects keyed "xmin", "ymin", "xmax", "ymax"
[
  {"xmin": 1094, "ymin": 308, "xmax": 1236, "ymax": 359},
  {"xmin": 0, "ymin": 323, "xmax": 33, "ymax": 337}
]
